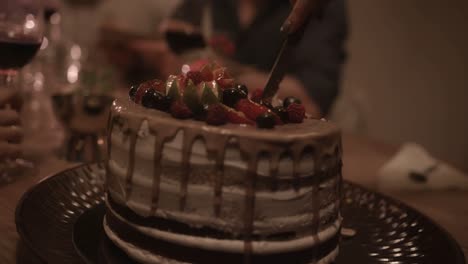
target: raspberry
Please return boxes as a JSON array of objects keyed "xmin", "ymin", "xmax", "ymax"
[
  {"xmin": 186, "ymin": 71, "xmax": 203, "ymax": 85},
  {"xmin": 287, "ymin": 103, "xmax": 306, "ymax": 123},
  {"xmin": 170, "ymin": 100, "xmax": 193, "ymax": 119},
  {"xmin": 251, "ymin": 88, "xmax": 263, "ymax": 103},
  {"xmin": 205, "ymin": 104, "xmax": 228, "ymax": 126}
]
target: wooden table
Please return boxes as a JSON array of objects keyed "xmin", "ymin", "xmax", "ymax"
[{"xmin": 0, "ymin": 134, "xmax": 466, "ymax": 263}]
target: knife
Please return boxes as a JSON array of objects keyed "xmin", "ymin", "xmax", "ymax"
[{"xmin": 261, "ymin": 6, "xmax": 314, "ymax": 104}]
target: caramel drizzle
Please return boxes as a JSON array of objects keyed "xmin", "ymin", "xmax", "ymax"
[
  {"xmin": 124, "ymin": 132, "xmax": 138, "ymax": 201},
  {"xmin": 269, "ymin": 152, "xmax": 281, "ymax": 192},
  {"xmin": 149, "ymin": 127, "xmax": 180, "ymax": 214},
  {"xmin": 311, "ymin": 146, "xmax": 324, "ymax": 262},
  {"xmin": 179, "ymin": 130, "xmax": 199, "ymax": 211},
  {"xmin": 107, "ymin": 108, "xmax": 342, "ymax": 263},
  {"xmin": 105, "ymin": 114, "xmax": 115, "ymax": 191},
  {"xmin": 205, "ymin": 134, "xmax": 229, "ymax": 217},
  {"xmin": 150, "ymin": 135, "xmax": 164, "ymax": 214},
  {"xmin": 291, "ymin": 145, "xmax": 304, "ymax": 192},
  {"xmin": 243, "ymin": 154, "xmax": 258, "ymax": 264}
]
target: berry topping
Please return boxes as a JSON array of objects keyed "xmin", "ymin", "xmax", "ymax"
[
  {"xmin": 134, "ymin": 83, "xmax": 151, "ymax": 104},
  {"xmin": 222, "ymin": 88, "xmax": 246, "ymax": 108},
  {"xmin": 129, "ymin": 85, "xmax": 138, "ymax": 100},
  {"xmin": 213, "ymin": 67, "xmax": 234, "ymax": 88},
  {"xmin": 283, "ymin": 97, "xmax": 302, "ymax": 108},
  {"xmin": 235, "ymin": 84, "xmax": 249, "ymax": 96},
  {"xmin": 213, "ymin": 67, "xmax": 231, "ymax": 81},
  {"xmin": 170, "ymin": 100, "xmax": 193, "ymax": 119},
  {"xmin": 186, "ymin": 71, "xmax": 203, "ymax": 85},
  {"xmin": 224, "ymin": 105, "xmax": 255, "ymax": 125},
  {"xmin": 273, "ymin": 106, "xmax": 289, "ymax": 123},
  {"xmin": 235, "ymin": 99, "xmax": 269, "ymax": 121},
  {"xmin": 251, "ymin": 88, "xmax": 264, "ymax": 103},
  {"xmin": 200, "ymin": 64, "xmax": 214, "ymax": 81},
  {"xmin": 205, "ymin": 104, "xmax": 228, "ymax": 126},
  {"xmin": 141, "ymin": 89, "xmax": 171, "ymax": 112},
  {"xmin": 287, "ymin": 103, "xmax": 306, "ymax": 123},
  {"xmin": 256, "ymin": 112, "xmax": 276, "ymax": 129}
]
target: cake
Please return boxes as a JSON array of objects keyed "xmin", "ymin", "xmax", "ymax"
[{"xmin": 104, "ymin": 62, "xmax": 343, "ymax": 263}]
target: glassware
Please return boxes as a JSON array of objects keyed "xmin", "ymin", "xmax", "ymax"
[{"xmin": 0, "ymin": 0, "xmax": 44, "ymax": 182}]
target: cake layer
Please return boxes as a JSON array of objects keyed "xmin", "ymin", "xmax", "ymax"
[
  {"xmin": 104, "ymin": 211, "xmax": 340, "ymax": 263},
  {"xmin": 107, "ymin": 194, "xmax": 340, "ymax": 240}
]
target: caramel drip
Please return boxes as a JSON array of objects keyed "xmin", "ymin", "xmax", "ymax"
[
  {"xmin": 269, "ymin": 152, "xmax": 281, "ymax": 192},
  {"xmin": 179, "ymin": 129, "xmax": 200, "ymax": 211},
  {"xmin": 148, "ymin": 126, "xmax": 180, "ymax": 215},
  {"xmin": 311, "ymin": 152, "xmax": 322, "ymax": 262},
  {"xmin": 204, "ymin": 134, "xmax": 229, "ymax": 217},
  {"xmin": 120, "ymin": 117, "xmax": 144, "ymax": 202},
  {"xmin": 243, "ymin": 156, "xmax": 258, "ymax": 264},
  {"xmin": 150, "ymin": 136, "xmax": 164, "ymax": 214},
  {"xmin": 291, "ymin": 145, "xmax": 304, "ymax": 192},
  {"xmin": 124, "ymin": 132, "xmax": 138, "ymax": 201},
  {"xmin": 105, "ymin": 113, "xmax": 115, "ymax": 191}
]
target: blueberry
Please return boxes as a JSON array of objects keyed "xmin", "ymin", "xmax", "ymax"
[
  {"xmin": 222, "ymin": 88, "xmax": 245, "ymax": 108},
  {"xmin": 273, "ymin": 106, "xmax": 288, "ymax": 122},
  {"xmin": 235, "ymin": 84, "xmax": 249, "ymax": 97},
  {"xmin": 129, "ymin": 85, "xmax": 138, "ymax": 100},
  {"xmin": 142, "ymin": 89, "xmax": 171, "ymax": 112},
  {"xmin": 283, "ymin": 97, "xmax": 302, "ymax": 108},
  {"xmin": 256, "ymin": 112, "xmax": 276, "ymax": 129}
]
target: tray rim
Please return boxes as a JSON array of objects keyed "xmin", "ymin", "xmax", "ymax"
[{"xmin": 15, "ymin": 162, "xmax": 466, "ymax": 264}]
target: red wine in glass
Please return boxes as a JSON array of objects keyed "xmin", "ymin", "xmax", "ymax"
[{"xmin": 0, "ymin": 36, "xmax": 42, "ymax": 70}]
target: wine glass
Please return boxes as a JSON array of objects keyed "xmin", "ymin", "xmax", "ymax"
[{"xmin": 0, "ymin": 0, "xmax": 44, "ymax": 183}]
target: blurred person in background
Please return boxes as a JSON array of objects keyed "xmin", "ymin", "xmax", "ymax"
[
  {"xmin": 106, "ymin": 0, "xmax": 348, "ymax": 117},
  {"xmin": 0, "ymin": 89, "xmax": 22, "ymax": 160}
]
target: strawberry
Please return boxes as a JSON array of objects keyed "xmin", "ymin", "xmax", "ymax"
[
  {"xmin": 235, "ymin": 99, "xmax": 269, "ymax": 121},
  {"xmin": 186, "ymin": 71, "xmax": 203, "ymax": 85},
  {"xmin": 170, "ymin": 100, "xmax": 193, "ymax": 119},
  {"xmin": 287, "ymin": 103, "xmax": 306, "ymax": 123},
  {"xmin": 205, "ymin": 104, "xmax": 228, "ymax": 126},
  {"xmin": 200, "ymin": 63, "xmax": 214, "ymax": 81},
  {"xmin": 223, "ymin": 105, "xmax": 255, "ymax": 125},
  {"xmin": 213, "ymin": 67, "xmax": 233, "ymax": 88},
  {"xmin": 251, "ymin": 88, "xmax": 263, "ymax": 103}
]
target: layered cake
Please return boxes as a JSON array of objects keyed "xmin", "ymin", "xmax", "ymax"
[{"xmin": 105, "ymin": 62, "xmax": 343, "ymax": 263}]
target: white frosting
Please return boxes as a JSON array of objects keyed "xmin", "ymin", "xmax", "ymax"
[
  {"xmin": 104, "ymin": 220, "xmax": 338, "ymax": 264},
  {"xmin": 111, "ymin": 124, "xmax": 316, "ymax": 178},
  {"xmin": 108, "ymin": 160, "xmax": 339, "ymax": 233}
]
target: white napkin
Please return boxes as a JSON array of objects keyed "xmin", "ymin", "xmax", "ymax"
[{"xmin": 377, "ymin": 143, "xmax": 468, "ymax": 191}]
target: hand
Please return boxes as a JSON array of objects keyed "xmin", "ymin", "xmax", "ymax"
[
  {"xmin": 0, "ymin": 90, "xmax": 22, "ymax": 160},
  {"xmin": 282, "ymin": 0, "xmax": 320, "ymax": 34}
]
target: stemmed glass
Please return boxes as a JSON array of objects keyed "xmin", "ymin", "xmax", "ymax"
[{"xmin": 0, "ymin": 0, "xmax": 44, "ymax": 182}]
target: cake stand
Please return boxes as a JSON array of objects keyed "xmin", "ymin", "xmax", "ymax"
[{"xmin": 15, "ymin": 163, "xmax": 465, "ymax": 264}]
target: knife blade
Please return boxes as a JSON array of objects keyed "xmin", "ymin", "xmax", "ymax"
[
  {"xmin": 261, "ymin": 3, "xmax": 314, "ymax": 103},
  {"xmin": 261, "ymin": 36, "xmax": 292, "ymax": 103}
]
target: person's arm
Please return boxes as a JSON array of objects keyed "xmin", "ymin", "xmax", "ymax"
[
  {"xmin": 0, "ymin": 90, "xmax": 22, "ymax": 159},
  {"xmin": 283, "ymin": 0, "xmax": 321, "ymax": 34},
  {"xmin": 238, "ymin": 0, "xmax": 348, "ymax": 117}
]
